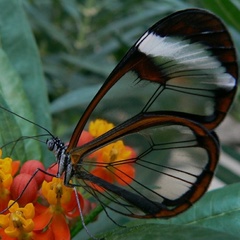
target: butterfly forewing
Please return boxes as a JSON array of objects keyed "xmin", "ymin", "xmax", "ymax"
[
  {"xmin": 68, "ymin": 9, "xmax": 237, "ymax": 150},
  {"xmin": 74, "ymin": 115, "xmax": 219, "ymax": 217},
  {"xmin": 64, "ymin": 9, "xmax": 237, "ymax": 219}
]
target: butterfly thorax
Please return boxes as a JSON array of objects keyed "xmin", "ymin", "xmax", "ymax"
[{"xmin": 46, "ymin": 137, "xmax": 73, "ymax": 185}]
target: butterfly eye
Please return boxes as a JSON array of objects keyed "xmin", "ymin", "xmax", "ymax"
[{"xmin": 46, "ymin": 139, "xmax": 55, "ymax": 151}]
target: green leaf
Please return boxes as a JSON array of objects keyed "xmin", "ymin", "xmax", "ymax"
[
  {"xmin": 135, "ymin": 183, "xmax": 240, "ymax": 238},
  {"xmin": 0, "ymin": 49, "xmax": 41, "ymax": 161},
  {"xmin": 0, "ymin": 0, "xmax": 51, "ymax": 129},
  {"xmin": 101, "ymin": 223, "xmax": 238, "ymax": 240},
  {"xmin": 0, "ymin": 0, "xmax": 52, "ymax": 164}
]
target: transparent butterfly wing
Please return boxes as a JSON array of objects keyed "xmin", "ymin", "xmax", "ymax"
[
  {"xmin": 72, "ymin": 115, "xmax": 219, "ymax": 217},
  {"xmin": 67, "ymin": 9, "xmax": 237, "ymax": 150},
  {"xmin": 66, "ymin": 9, "xmax": 237, "ymax": 218}
]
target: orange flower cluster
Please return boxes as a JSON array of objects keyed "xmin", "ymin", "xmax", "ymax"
[
  {"xmin": 0, "ymin": 153, "xmax": 83, "ymax": 239},
  {"xmin": 0, "ymin": 119, "xmax": 136, "ymax": 239}
]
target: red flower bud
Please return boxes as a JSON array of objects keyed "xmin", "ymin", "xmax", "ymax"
[
  {"xmin": 20, "ymin": 160, "xmax": 45, "ymax": 187},
  {"xmin": 11, "ymin": 173, "xmax": 38, "ymax": 206}
]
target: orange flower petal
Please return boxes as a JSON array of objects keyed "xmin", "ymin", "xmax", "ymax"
[
  {"xmin": 0, "ymin": 194, "xmax": 10, "ymax": 212},
  {"xmin": 34, "ymin": 202, "xmax": 48, "ymax": 216},
  {"xmin": 63, "ymin": 191, "xmax": 83, "ymax": 218},
  {"xmin": 89, "ymin": 148, "xmax": 102, "ymax": 160},
  {"xmin": 11, "ymin": 161, "xmax": 20, "ymax": 176},
  {"xmin": 78, "ymin": 130, "xmax": 94, "ymax": 146},
  {"xmin": 125, "ymin": 146, "xmax": 137, "ymax": 158},
  {"xmin": 32, "ymin": 228, "xmax": 55, "ymax": 240},
  {"xmin": 115, "ymin": 164, "xmax": 135, "ymax": 185},
  {"xmin": 51, "ymin": 214, "xmax": 70, "ymax": 240},
  {"xmin": 0, "ymin": 228, "xmax": 14, "ymax": 240},
  {"xmin": 33, "ymin": 209, "xmax": 52, "ymax": 231}
]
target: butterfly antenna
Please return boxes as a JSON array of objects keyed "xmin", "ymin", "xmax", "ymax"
[
  {"xmin": 1, "ymin": 134, "xmax": 50, "ymax": 147},
  {"xmin": 0, "ymin": 105, "xmax": 54, "ymax": 137}
]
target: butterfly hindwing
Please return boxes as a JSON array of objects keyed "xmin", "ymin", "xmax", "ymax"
[{"xmin": 73, "ymin": 114, "xmax": 219, "ymax": 217}]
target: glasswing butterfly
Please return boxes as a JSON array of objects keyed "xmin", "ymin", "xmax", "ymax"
[
  {"xmin": 0, "ymin": 8, "xmax": 238, "ymax": 238},
  {"xmin": 47, "ymin": 8, "xmax": 237, "ymax": 218}
]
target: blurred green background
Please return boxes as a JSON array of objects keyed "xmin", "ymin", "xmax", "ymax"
[{"xmin": 0, "ymin": 0, "xmax": 240, "ymax": 239}]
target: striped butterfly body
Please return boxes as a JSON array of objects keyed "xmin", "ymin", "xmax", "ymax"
[{"xmin": 46, "ymin": 8, "xmax": 238, "ymax": 219}]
